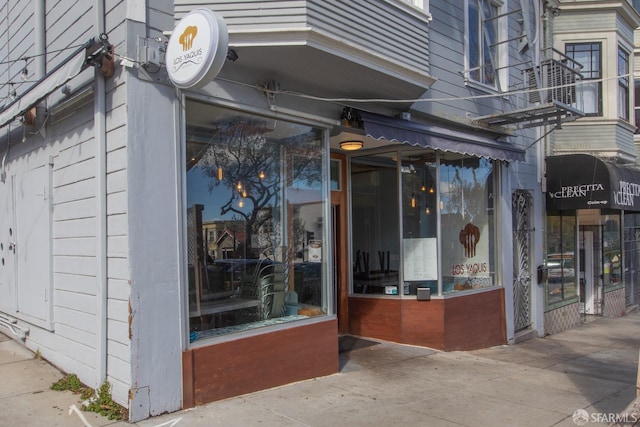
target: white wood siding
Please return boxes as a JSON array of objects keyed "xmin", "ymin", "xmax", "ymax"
[
  {"xmin": 0, "ymin": 0, "xmax": 133, "ymax": 409},
  {"xmin": 175, "ymin": 0, "xmax": 430, "ymax": 73}
]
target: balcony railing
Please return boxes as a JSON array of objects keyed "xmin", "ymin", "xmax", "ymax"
[{"xmin": 476, "ymin": 48, "xmax": 585, "ymax": 129}]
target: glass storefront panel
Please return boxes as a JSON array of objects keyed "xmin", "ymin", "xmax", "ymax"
[
  {"xmin": 545, "ymin": 212, "xmax": 577, "ymax": 306},
  {"xmin": 401, "ymin": 153, "xmax": 438, "ymax": 295},
  {"xmin": 439, "ymin": 154, "xmax": 496, "ymax": 293},
  {"xmin": 602, "ymin": 212, "xmax": 622, "ymax": 288},
  {"xmin": 185, "ymin": 100, "xmax": 327, "ymax": 341},
  {"xmin": 351, "ymin": 153, "xmax": 400, "ymax": 294}
]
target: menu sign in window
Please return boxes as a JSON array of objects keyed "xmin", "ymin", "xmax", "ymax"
[{"xmin": 403, "ymin": 238, "xmax": 438, "ymax": 281}]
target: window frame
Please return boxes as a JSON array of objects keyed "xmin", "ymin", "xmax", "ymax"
[
  {"xmin": 183, "ymin": 99, "xmax": 331, "ymax": 343},
  {"xmin": 618, "ymin": 46, "xmax": 630, "ymax": 121},
  {"xmin": 565, "ymin": 42, "xmax": 603, "ymax": 117},
  {"xmin": 464, "ymin": 0, "xmax": 506, "ymax": 91},
  {"xmin": 349, "ymin": 149, "xmax": 499, "ymax": 297}
]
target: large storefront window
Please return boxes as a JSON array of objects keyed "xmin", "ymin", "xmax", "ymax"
[
  {"xmin": 546, "ymin": 212, "xmax": 577, "ymax": 307},
  {"xmin": 350, "ymin": 150, "xmax": 497, "ymax": 296},
  {"xmin": 185, "ymin": 100, "xmax": 327, "ymax": 341},
  {"xmin": 439, "ymin": 154, "xmax": 496, "ymax": 293}
]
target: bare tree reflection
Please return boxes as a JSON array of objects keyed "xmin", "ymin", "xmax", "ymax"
[{"xmin": 188, "ymin": 116, "xmax": 322, "ymax": 258}]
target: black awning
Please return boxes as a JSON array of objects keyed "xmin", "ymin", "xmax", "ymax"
[
  {"xmin": 358, "ymin": 110, "xmax": 526, "ymax": 162},
  {"xmin": 546, "ymin": 154, "xmax": 640, "ymax": 212}
]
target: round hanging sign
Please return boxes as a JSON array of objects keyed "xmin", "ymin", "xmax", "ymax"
[{"xmin": 166, "ymin": 8, "xmax": 229, "ymax": 89}]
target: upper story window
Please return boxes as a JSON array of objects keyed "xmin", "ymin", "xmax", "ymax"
[
  {"xmin": 400, "ymin": 0, "xmax": 427, "ymax": 10},
  {"xmin": 397, "ymin": 0, "xmax": 431, "ymax": 16},
  {"xmin": 465, "ymin": 0, "xmax": 504, "ymax": 90},
  {"xmin": 565, "ymin": 42, "xmax": 602, "ymax": 116},
  {"xmin": 618, "ymin": 47, "xmax": 630, "ymax": 121},
  {"xmin": 634, "ymin": 81, "xmax": 640, "ymax": 133}
]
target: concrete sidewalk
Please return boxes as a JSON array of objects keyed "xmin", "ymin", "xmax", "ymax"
[{"xmin": 2, "ymin": 311, "xmax": 640, "ymax": 427}]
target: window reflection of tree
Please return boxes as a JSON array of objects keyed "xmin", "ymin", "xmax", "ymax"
[
  {"xmin": 188, "ymin": 116, "xmax": 322, "ymax": 258},
  {"xmin": 441, "ymin": 157, "xmax": 492, "ymax": 222}
]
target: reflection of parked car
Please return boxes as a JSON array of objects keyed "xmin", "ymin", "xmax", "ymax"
[
  {"xmin": 546, "ymin": 253, "xmax": 575, "ymax": 298},
  {"xmin": 547, "ymin": 253, "xmax": 575, "ymax": 283},
  {"xmin": 206, "ymin": 259, "xmax": 281, "ymax": 297},
  {"xmin": 294, "ymin": 262, "xmax": 322, "ymax": 306}
]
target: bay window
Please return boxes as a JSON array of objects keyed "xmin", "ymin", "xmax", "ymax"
[{"xmin": 350, "ymin": 150, "xmax": 497, "ymax": 296}]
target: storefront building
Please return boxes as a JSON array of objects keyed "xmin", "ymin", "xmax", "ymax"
[
  {"xmin": 0, "ymin": 0, "xmax": 580, "ymax": 421},
  {"xmin": 545, "ymin": 154, "xmax": 638, "ymax": 333}
]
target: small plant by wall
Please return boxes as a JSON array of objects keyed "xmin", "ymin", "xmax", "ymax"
[{"xmin": 50, "ymin": 374, "xmax": 127, "ymax": 421}]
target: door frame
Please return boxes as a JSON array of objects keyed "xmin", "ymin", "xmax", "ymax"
[
  {"xmin": 330, "ymin": 153, "xmax": 349, "ymax": 334},
  {"xmin": 580, "ymin": 230, "xmax": 595, "ymax": 314}
]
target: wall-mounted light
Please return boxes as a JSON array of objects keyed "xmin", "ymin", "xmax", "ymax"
[
  {"xmin": 411, "ymin": 193, "xmax": 416, "ymax": 208},
  {"xmin": 217, "ymin": 166, "xmax": 223, "ymax": 181},
  {"xmin": 258, "ymin": 170, "xmax": 265, "ymax": 179},
  {"xmin": 340, "ymin": 140, "xmax": 363, "ymax": 151}
]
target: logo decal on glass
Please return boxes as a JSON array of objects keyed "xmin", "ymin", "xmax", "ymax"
[{"xmin": 459, "ymin": 223, "xmax": 480, "ymax": 258}]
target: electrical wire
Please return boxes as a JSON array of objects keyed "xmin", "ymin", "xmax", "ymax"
[
  {"xmin": 217, "ymin": 72, "xmax": 635, "ymax": 106},
  {"xmin": 0, "ymin": 42, "xmax": 88, "ymax": 66}
]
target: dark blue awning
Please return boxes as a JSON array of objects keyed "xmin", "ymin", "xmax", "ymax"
[{"xmin": 359, "ymin": 111, "xmax": 526, "ymax": 162}]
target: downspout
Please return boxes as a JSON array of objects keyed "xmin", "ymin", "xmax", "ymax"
[
  {"xmin": 34, "ymin": 0, "xmax": 45, "ymax": 78},
  {"xmin": 95, "ymin": 0, "xmax": 108, "ymax": 387}
]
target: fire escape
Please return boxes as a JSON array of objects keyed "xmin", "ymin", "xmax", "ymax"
[{"xmin": 473, "ymin": 0, "xmax": 585, "ymax": 130}]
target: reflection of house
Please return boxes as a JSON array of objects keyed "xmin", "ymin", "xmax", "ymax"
[
  {"xmin": 213, "ymin": 226, "xmax": 246, "ymax": 259},
  {"xmin": 201, "ymin": 220, "xmax": 245, "ymax": 259}
]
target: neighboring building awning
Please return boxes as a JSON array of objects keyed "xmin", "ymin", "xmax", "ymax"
[
  {"xmin": 546, "ymin": 154, "xmax": 640, "ymax": 212},
  {"xmin": 358, "ymin": 110, "xmax": 526, "ymax": 162}
]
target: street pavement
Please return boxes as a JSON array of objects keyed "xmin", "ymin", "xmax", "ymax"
[{"xmin": 2, "ymin": 310, "xmax": 640, "ymax": 427}]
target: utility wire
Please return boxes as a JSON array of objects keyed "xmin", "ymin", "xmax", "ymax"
[
  {"xmin": 0, "ymin": 42, "xmax": 88, "ymax": 66},
  {"xmin": 218, "ymin": 72, "xmax": 634, "ymax": 105}
]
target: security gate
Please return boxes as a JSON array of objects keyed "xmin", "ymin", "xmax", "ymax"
[{"xmin": 513, "ymin": 190, "xmax": 532, "ymax": 332}]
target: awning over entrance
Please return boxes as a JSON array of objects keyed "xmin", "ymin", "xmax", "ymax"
[
  {"xmin": 358, "ymin": 111, "xmax": 526, "ymax": 162},
  {"xmin": 546, "ymin": 154, "xmax": 640, "ymax": 212}
]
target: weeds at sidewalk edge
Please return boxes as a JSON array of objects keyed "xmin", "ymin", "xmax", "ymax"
[{"xmin": 51, "ymin": 374, "xmax": 128, "ymax": 421}]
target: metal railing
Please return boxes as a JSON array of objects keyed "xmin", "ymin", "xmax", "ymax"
[{"xmin": 524, "ymin": 48, "xmax": 584, "ymax": 109}]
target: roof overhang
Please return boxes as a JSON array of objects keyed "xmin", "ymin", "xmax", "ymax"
[{"xmin": 218, "ymin": 29, "xmax": 436, "ymax": 110}]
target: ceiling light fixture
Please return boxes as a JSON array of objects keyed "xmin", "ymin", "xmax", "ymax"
[{"xmin": 340, "ymin": 140, "xmax": 363, "ymax": 151}]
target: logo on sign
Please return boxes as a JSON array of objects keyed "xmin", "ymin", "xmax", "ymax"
[
  {"xmin": 180, "ymin": 26, "xmax": 198, "ymax": 51},
  {"xmin": 166, "ymin": 9, "xmax": 229, "ymax": 89}
]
